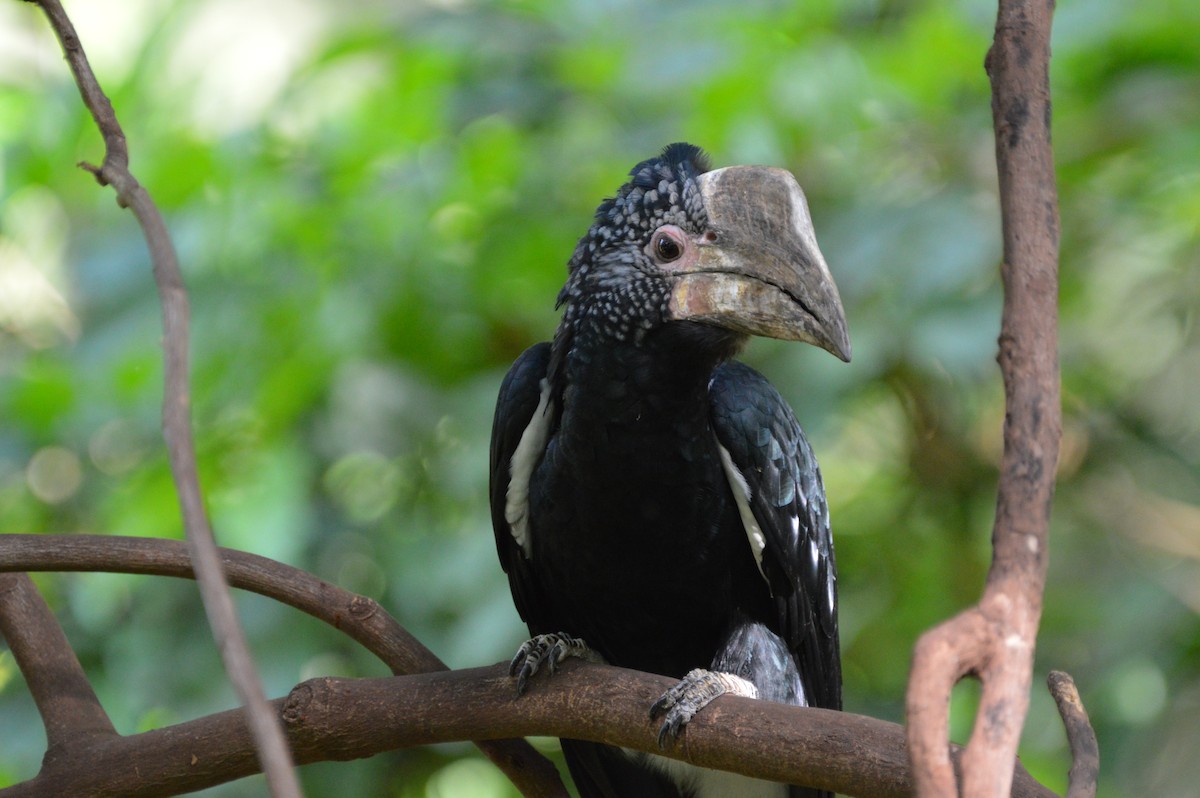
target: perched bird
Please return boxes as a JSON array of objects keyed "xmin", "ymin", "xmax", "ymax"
[{"xmin": 489, "ymin": 143, "xmax": 850, "ymax": 798}]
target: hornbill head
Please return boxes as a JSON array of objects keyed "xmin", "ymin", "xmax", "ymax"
[{"xmin": 557, "ymin": 142, "xmax": 851, "ymax": 362}]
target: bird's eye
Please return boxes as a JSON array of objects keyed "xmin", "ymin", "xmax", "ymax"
[
  {"xmin": 646, "ymin": 224, "xmax": 689, "ymax": 267},
  {"xmin": 654, "ymin": 234, "xmax": 682, "ymax": 262}
]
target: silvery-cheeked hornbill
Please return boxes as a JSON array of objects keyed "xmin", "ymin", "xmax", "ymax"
[{"xmin": 489, "ymin": 143, "xmax": 850, "ymax": 798}]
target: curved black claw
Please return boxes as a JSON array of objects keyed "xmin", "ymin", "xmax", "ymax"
[
  {"xmin": 509, "ymin": 632, "xmax": 596, "ymax": 695},
  {"xmin": 649, "ymin": 668, "xmax": 759, "ymax": 748}
]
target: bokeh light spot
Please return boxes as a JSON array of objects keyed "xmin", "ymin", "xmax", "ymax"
[
  {"xmin": 323, "ymin": 450, "xmax": 404, "ymax": 523},
  {"xmin": 26, "ymin": 445, "xmax": 82, "ymax": 504},
  {"xmin": 89, "ymin": 418, "xmax": 148, "ymax": 476},
  {"xmin": 425, "ymin": 757, "xmax": 511, "ymax": 798},
  {"xmin": 1112, "ymin": 660, "xmax": 1167, "ymax": 726}
]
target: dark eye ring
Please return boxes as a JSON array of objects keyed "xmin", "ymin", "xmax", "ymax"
[{"xmin": 654, "ymin": 234, "xmax": 682, "ymax": 262}]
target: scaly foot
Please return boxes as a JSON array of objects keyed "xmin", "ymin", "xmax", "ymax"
[
  {"xmin": 509, "ymin": 632, "xmax": 602, "ymax": 694},
  {"xmin": 649, "ymin": 668, "xmax": 758, "ymax": 747}
]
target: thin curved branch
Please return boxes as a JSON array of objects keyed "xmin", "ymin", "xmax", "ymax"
[
  {"xmin": 26, "ymin": 1, "xmax": 300, "ymax": 795},
  {"xmin": 0, "ymin": 534, "xmax": 437, "ymax": 672},
  {"xmin": 0, "ymin": 534, "xmax": 567, "ymax": 798},
  {"xmin": 0, "ymin": 661, "xmax": 1058, "ymax": 798},
  {"xmin": 906, "ymin": 1, "xmax": 1061, "ymax": 796},
  {"xmin": 1047, "ymin": 671, "xmax": 1098, "ymax": 798},
  {"xmin": 0, "ymin": 573, "xmax": 116, "ymax": 753}
]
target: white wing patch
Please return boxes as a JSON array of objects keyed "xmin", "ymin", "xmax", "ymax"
[
  {"xmin": 505, "ymin": 378, "xmax": 554, "ymax": 558},
  {"xmin": 716, "ymin": 438, "xmax": 770, "ymax": 586}
]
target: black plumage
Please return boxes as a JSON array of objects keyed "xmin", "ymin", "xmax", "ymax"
[{"xmin": 489, "ymin": 144, "xmax": 849, "ymax": 798}]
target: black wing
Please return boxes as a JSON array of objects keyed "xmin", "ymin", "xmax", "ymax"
[
  {"xmin": 708, "ymin": 360, "xmax": 841, "ymax": 711},
  {"xmin": 488, "ymin": 342, "xmax": 554, "ymax": 630}
]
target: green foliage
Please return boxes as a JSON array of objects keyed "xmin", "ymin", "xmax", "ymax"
[{"xmin": 2, "ymin": 0, "xmax": 1198, "ymax": 795}]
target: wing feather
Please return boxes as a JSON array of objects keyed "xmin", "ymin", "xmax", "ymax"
[
  {"xmin": 489, "ymin": 342, "xmax": 554, "ymax": 627},
  {"xmin": 708, "ymin": 360, "xmax": 841, "ymax": 710}
]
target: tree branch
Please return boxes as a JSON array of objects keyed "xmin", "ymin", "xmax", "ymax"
[
  {"xmin": 0, "ymin": 661, "xmax": 1058, "ymax": 798},
  {"xmin": 25, "ymin": 0, "xmax": 298, "ymax": 793},
  {"xmin": 1047, "ymin": 672, "xmax": 1098, "ymax": 798},
  {"xmin": 906, "ymin": 1, "xmax": 1062, "ymax": 796},
  {"xmin": 0, "ymin": 573, "xmax": 116, "ymax": 755},
  {"xmin": 0, "ymin": 534, "xmax": 567, "ymax": 798},
  {"xmin": 0, "ymin": 534, "xmax": 438, "ymax": 672}
]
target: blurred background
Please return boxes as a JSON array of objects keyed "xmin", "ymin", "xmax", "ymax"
[{"xmin": 1, "ymin": 0, "xmax": 1197, "ymax": 795}]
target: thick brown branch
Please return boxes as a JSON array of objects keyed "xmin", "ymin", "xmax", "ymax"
[
  {"xmin": 28, "ymin": 1, "xmax": 298, "ymax": 793},
  {"xmin": 0, "ymin": 534, "xmax": 567, "ymax": 797},
  {"xmin": 0, "ymin": 573, "xmax": 116, "ymax": 754},
  {"xmin": 1047, "ymin": 671, "xmax": 1098, "ymax": 798},
  {"xmin": 906, "ymin": 1, "xmax": 1061, "ymax": 796},
  {"xmin": 0, "ymin": 661, "xmax": 1057, "ymax": 798}
]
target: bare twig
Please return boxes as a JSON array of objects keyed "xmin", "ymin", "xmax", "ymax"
[
  {"xmin": 0, "ymin": 573, "xmax": 116, "ymax": 755},
  {"xmin": 0, "ymin": 661, "xmax": 1058, "ymax": 798},
  {"xmin": 906, "ymin": 1, "xmax": 1061, "ymax": 796},
  {"xmin": 0, "ymin": 533, "xmax": 568, "ymax": 797},
  {"xmin": 26, "ymin": 1, "xmax": 300, "ymax": 794},
  {"xmin": 1047, "ymin": 671, "xmax": 1098, "ymax": 798}
]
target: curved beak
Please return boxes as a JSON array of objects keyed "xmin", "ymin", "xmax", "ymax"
[{"xmin": 666, "ymin": 166, "xmax": 851, "ymax": 362}]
